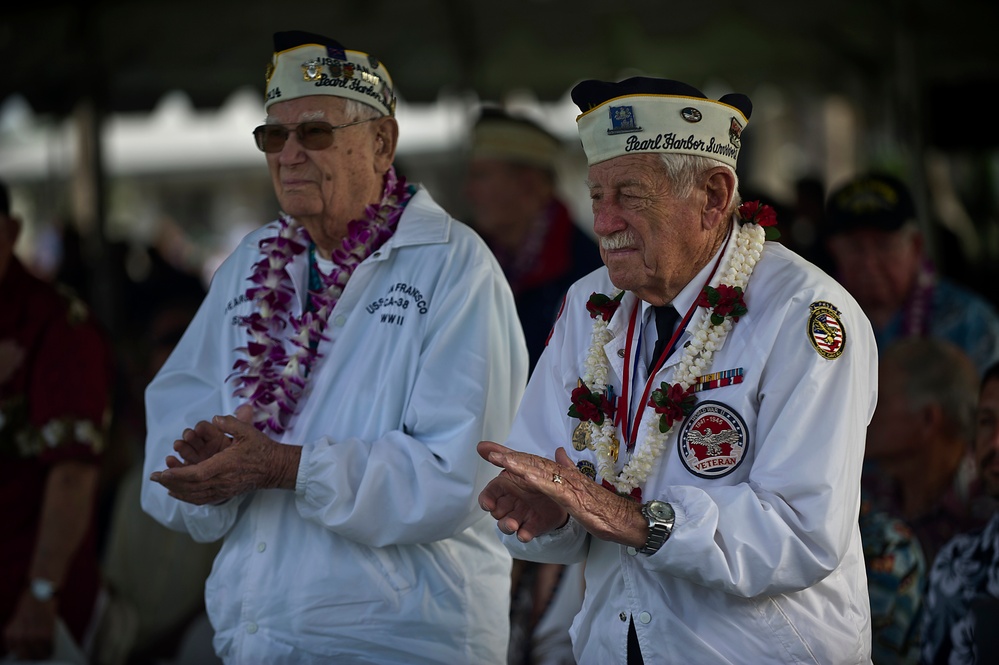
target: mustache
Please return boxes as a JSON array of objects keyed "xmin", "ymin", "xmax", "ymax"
[{"xmin": 599, "ymin": 230, "xmax": 637, "ymax": 251}]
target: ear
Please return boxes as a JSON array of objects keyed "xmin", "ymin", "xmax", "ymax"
[
  {"xmin": 701, "ymin": 167, "xmax": 736, "ymax": 231},
  {"xmin": 373, "ymin": 117, "xmax": 399, "ymax": 173}
]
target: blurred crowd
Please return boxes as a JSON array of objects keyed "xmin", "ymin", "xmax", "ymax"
[{"xmin": 2, "ymin": 100, "xmax": 998, "ymax": 665}]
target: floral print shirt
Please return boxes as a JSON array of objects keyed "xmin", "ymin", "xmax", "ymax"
[{"xmin": 921, "ymin": 513, "xmax": 999, "ymax": 664}]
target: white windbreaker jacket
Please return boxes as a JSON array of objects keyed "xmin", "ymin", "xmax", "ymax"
[
  {"xmin": 501, "ymin": 220, "xmax": 877, "ymax": 664},
  {"xmin": 141, "ymin": 188, "xmax": 528, "ymax": 664}
]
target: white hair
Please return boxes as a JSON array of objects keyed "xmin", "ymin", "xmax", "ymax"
[
  {"xmin": 658, "ymin": 154, "xmax": 741, "ymax": 215},
  {"xmin": 344, "ymin": 99, "xmax": 384, "ymax": 122}
]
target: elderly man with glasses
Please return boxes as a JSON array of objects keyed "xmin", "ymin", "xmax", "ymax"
[{"xmin": 141, "ymin": 31, "xmax": 527, "ymax": 665}]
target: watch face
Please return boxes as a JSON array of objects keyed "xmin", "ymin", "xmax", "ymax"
[{"xmin": 648, "ymin": 501, "xmax": 674, "ymax": 522}]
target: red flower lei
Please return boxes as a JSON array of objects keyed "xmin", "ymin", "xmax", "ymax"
[
  {"xmin": 586, "ymin": 291, "xmax": 624, "ymax": 321},
  {"xmin": 568, "ymin": 381, "xmax": 615, "ymax": 426},
  {"xmin": 697, "ymin": 284, "xmax": 748, "ymax": 326},
  {"xmin": 647, "ymin": 382, "xmax": 697, "ymax": 433}
]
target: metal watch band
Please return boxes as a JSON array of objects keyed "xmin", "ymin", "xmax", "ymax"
[
  {"xmin": 638, "ymin": 501, "xmax": 674, "ymax": 555},
  {"xmin": 638, "ymin": 523, "xmax": 670, "ymax": 555}
]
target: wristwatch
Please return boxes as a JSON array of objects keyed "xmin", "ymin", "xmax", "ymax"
[
  {"xmin": 638, "ymin": 500, "xmax": 675, "ymax": 555},
  {"xmin": 29, "ymin": 578, "xmax": 57, "ymax": 602}
]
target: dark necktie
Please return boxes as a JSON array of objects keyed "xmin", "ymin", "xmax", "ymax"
[{"xmin": 649, "ymin": 305, "xmax": 679, "ymax": 373}]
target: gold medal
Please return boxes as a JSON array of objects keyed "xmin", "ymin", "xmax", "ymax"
[
  {"xmin": 572, "ymin": 422, "xmax": 592, "ymax": 451},
  {"xmin": 608, "ymin": 432, "xmax": 620, "ymax": 462}
]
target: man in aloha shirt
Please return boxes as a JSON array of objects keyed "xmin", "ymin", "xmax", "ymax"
[
  {"xmin": 860, "ymin": 494, "xmax": 926, "ymax": 664},
  {"xmin": 920, "ymin": 361, "xmax": 999, "ymax": 665},
  {"xmin": 0, "ymin": 179, "xmax": 112, "ymax": 660}
]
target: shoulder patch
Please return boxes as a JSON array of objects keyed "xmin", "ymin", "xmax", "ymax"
[
  {"xmin": 677, "ymin": 401, "xmax": 748, "ymax": 479},
  {"xmin": 807, "ymin": 301, "xmax": 846, "ymax": 359}
]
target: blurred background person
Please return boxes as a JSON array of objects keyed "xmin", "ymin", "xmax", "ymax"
[
  {"xmin": 825, "ymin": 172, "xmax": 999, "ymax": 375},
  {"xmin": 465, "ymin": 106, "xmax": 602, "ymax": 373},
  {"xmin": 920, "ymin": 360, "xmax": 999, "ymax": 665},
  {"xmin": 98, "ymin": 292, "xmax": 222, "ymax": 665},
  {"xmin": 0, "ymin": 179, "xmax": 113, "ymax": 662},
  {"xmin": 465, "ymin": 106, "xmax": 595, "ymax": 665},
  {"xmin": 864, "ymin": 337, "xmax": 995, "ymax": 565}
]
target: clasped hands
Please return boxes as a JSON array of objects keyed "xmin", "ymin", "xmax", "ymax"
[
  {"xmin": 476, "ymin": 441, "xmax": 647, "ymax": 548},
  {"xmin": 149, "ymin": 406, "xmax": 298, "ymax": 505}
]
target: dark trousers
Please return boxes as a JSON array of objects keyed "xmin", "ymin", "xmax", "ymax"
[{"xmin": 627, "ymin": 618, "xmax": 644, "ymax": 665}]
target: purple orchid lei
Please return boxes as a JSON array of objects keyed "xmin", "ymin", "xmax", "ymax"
[{"xmin": 228, "ymin": 166, "xmax": 413, "ymax": 434}]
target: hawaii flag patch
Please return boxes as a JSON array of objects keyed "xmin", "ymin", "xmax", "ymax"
[
  {"xmin": 678, "ymin": 401, "xmax": 748, "ymax": 479},
  {"xmin": 807, "ymin": 301, "xmax": 846, "ymax": 359}
]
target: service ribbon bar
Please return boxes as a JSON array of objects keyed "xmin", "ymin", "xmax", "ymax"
[{"xmin": 692, "ymin": 368, "xmax": 744, "ymax": 393}]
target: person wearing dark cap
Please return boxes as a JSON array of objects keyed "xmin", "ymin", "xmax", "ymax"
[
  {"xmin": 141, "ymin": 32, "xmax": 528, "ymax": 664},
  {"xmin": 465, "ymin": 107, "xmax": 603, "ymax": 373},
  {"xmin": 825, "ymin": 172, "xmax": 999, "ymax": 375},
  {"xmin": 476, "ymin": 77, "xmax": 878, "ymax": 664},
  {"xmin": 0, "ymin": 180, "xmax": 113, "ymax": 661}
]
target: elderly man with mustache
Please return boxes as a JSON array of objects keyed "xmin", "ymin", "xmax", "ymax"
[{"xmin": 477, "ymin": 77, "xmax": 879, "ymax": 664}]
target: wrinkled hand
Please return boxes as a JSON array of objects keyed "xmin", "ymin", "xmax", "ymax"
[
  {"xmin": 477, "ymin": 441, "xmax": 646, "ymax": 547},
  {"xmin": 3, "ymin": 591, "xmax": 56, "ymax": 661},
  {"xmin": 166, "ymin": 404, "xmax": 254, "ymax": 468},
  {"xmin": 477, "ymin": 442, "xmax": 570, "ymax": 542},
  {"xmin": 150, "ymin": 414, "xmax": 300, "ymax": 505}
]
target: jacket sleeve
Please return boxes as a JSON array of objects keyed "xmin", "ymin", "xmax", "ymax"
[
  {"xmin": 643, "ymin": 288, "xmax": 878, "ymax": 597},
  {"xmin": 292, "ymin": 238, "xmax": 529, "ymax": 546},
  {"xmin": 140, "ymin": 265, "xmax": 247, "ymax": 544}
]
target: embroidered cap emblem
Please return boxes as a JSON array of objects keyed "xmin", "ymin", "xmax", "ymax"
[
  {"xmin": 325, "ymin": 44, "xmax": 346, "ymax": 61},
  {"xmin": 681, "ymin": 107, "xmax": 702, "ymax": 123},
  {"xmin": 678, "ymin": 401, "xmax": 748, "ymax": 479},
  {"xmin": 808, "ymin": 301, "xmax": 846, "ymax": 359},
  {"xmin": 729, "ymin": 117, "xmax": 743, "ymax": 148},
  {"xmin": 607, "ymin": 105, "xmax": 643, "ymax": 135}
]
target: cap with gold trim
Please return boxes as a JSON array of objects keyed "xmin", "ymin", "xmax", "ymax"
[
  {"xmin": 264, "ymin": 31, "xmax": 395, "ymax": 117},
  {"xmin": 571, "ymin": 77, "xmax": 752, "ymax": 169}
]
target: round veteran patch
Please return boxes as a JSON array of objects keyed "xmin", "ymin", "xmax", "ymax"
[
  {"xmin": 678, "ymin": 401, "xmax": 748, "ymax": 479},
  {"xmin": 807, "ymin": 301, "xmax": 846, "ymax": 359}
]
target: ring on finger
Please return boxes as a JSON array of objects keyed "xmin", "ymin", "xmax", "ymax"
[{"xmin": 552, "ymin": 473, "xmax": 563, "ymax": 484}]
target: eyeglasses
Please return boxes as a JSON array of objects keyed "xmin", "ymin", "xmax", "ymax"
[{"xmin": 252, "ymin": 118, "xmax": 376, "ymax": 153}]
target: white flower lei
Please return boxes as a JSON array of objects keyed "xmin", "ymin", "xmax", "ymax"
[{"xmin": 584, "ymin": 220, "xmax": 766, "ymax": 494}]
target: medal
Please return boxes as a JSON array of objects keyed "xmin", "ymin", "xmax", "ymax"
[{"xmin": 572, "ymin": 422, "xmax": 592, "ymax": 451}]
